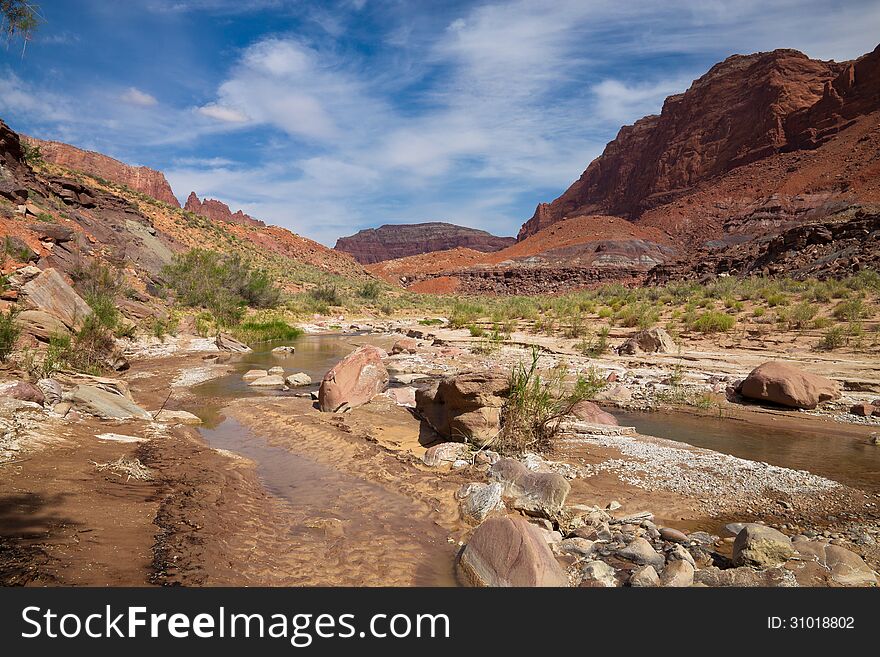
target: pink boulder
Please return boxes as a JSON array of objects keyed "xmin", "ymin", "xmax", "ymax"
[{"xmin": 318, "ymin": 345, "xmax": 389, "ymax": 412}]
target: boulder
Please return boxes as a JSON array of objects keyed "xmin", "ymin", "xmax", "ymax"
[
  {"xmin": 385, "ymin": 386, "xmax": 416, "ymax": 406},
  {"xmin": 422, "ymin": 442, "xmax": 467, "ymax": 467},
  {"xmin": 216, "ymin": 333, "xmax": 250, "ymax": 352},
  {"xmin": 267, "ymin": 366, "xmax": 285, "ymax": 376},
  {"xmin": 0, "ymin": 381, "xmax": 44, "ymax": 405},
  {"xmin": 569, "ymin": 400, "xmax": 618, "ymax": 425},
  {"xmin": 593, "ymin": 384, "xmax": 633, "ymax": 405},
  {"xmin": 738, "ymin": 361, "xmax": 840, "ymax": 409},
  {"xmin": 390, "ymin": 337, "xmax": 419, "ymax": 354},
  {"xmin": 20, "ymin": 268, "xmax": 92, "ymax": 331},
  {"xmin": 456, "ymin": 482, "xmax": 505, "ymax": 523},
  {"xmin": 629, "ymin": 565, "xmax": 660, "ymax": 587},
  {"xmin": 36, "ymin": 378, "xmax": 62, "ymax": 407},
  {"xmin": 14, "ymin": 309, "xmax": 70, "ymax": 340},
  {"xmin": 458, "ymin": 516, "xmax": 569, "ymax": 587},
  {"xmin": 318, "ymin": 345, "xmax": 389, "ymax": 412},
  {"xmin": 28, "ymin": 223, "xmax": 74, "ymax": 243},
  {"xmin": 242, "ymin": 369, "xmax": 268, "ymax": 381},
  {"xmin": 559, "ymin": 537, "xmax": 596, "ymax": 558},
  {"xmin": 67, "ymin": 385, "xmax": 152, "ymax": 420},
  {"xmin": 248, "ymin": 375, "xmax": 285, "ymax": 388},
  {"xmin": 153, "ymin": 409, "xmax": 202, "ymax": 425},
  {"xmin": 694, "ymin": 566, "xmax": 798, "ymax": 587},
  {"xmin": 732, "ymin": 524, "xmax": 795, "ymax": 568},
  {"xmin": 617, "ymin": 537, "xmax": 665, "ymax": 568},
  {"xmin": 488, "ymin": 458, "xmax": 570, "ymax": 518},
  {"xmin": 660, "ymin": 559, "xmax": 694, "ymax": 587},
  {"xmin": 793, "ymin": 541, "xmax": 877, "ymax": 587},
  {"xmin": 578, "ymin": 560, "xmax": 618, "ymax": 587},
  {"xmin": 272, "ymin": 345, "xmax": 296, "ymax": 354},
  {"xmin": 285, "ymin": 372, "xmax": 312, "ymax": 387},
  {"xmin": 617, "ymin": 327, "xmax": 676, "ymax": 355},
  {"xmin": 659, "ymin": 527, "xmax": 689, "ymax": 543},
  {"xmin": 850, "ymin": 403, "xmax": 876, "ymax": 417},
  {"xmin": 415, "ymin": 371, "xmax": 509, "ymax": 445}
]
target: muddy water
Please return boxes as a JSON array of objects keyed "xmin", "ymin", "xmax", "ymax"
[
  {"xmin": 193, "ymin": 333, "xmax": 459, "ymax": 586},
  {"xmin": 611, "ymin": 408, "xmax": 880, "ymax": 492}
]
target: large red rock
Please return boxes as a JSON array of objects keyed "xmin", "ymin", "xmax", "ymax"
[
  {"xmin": 570, "ymin": 401, "xmax": 618, "ymax": 426},
  {"xmin": 318, "ymin": 345, "xmax": 389, "ymax": 412},
  {"xmin": 22, "ymin": 136, "xmax": 180, "ymax": 207},
  {"xmin": 739, "ymin": 361, "xmax": 840, "ymax": 409},
  {"xmin": 334, "ymin": 222, "xmax": 515, "ymax": 264},
  {"xmin": 415, "ymin": 371, "xmax": 509, "ymax": 446},
  {"xmin": 184, "ymin": 192, "xmax": 265, "ymax": 227},
  {"xmin": 458, "ymin": 516, "xmax": 568, "ymax": 587}
]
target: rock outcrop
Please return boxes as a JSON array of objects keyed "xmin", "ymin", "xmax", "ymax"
[
  {"xmin": 335, "ymin": 222, "xmax": 515, "ymax": 264},
  {"xmin": 739, "ymin": 361, "xmax": 841, "ymax": 409},
  {"xmin": 184, "ymin": 192, "xmax": 265, "ymax": 227},
  {"xmin": 1, "ymin": 119, "xmax": 36, "ymax": 202},
  {"xmin": 318, "ymin": 345, "xmax": 389, "ymax": 412},
  {"xmin": 415, "ymin": 371, "xmax": 509, "ymax": 445},
  {"xmin": 23, "ymin": 136, "xmax": 180, "ymax": 207},
  {"xmin": 617, "ymin": 327, "xmax": 676, "ymax": 355},
  {"xmin": 518, "ymin": 49, "xmax": 849, "ymax": 238}
]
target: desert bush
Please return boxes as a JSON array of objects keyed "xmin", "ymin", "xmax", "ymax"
[
  {"xmin": 496, "ymin": 349, "xmax": 604, "ymax": 455},
  {"xmin": 468, "ymin": 324, "xmax": 485, "ymax": 338},
  {"xmin": 690, "ymin": 310, "xmax": 735, "ymax": 333},
  {"xmin": 819, "ymin": 325, "xmax": 846, "ymax": 351},
  {"xmin": 0, "ymin": 307, "xmax": 20, "ymax": 362},
  {"xmin": 309, "ymin": 283, "xmax": 343, "ymax": 306},
  {"xmin": 448, "ymin": 301, "xmax": 484, "ymax": 328},
  {"xmin": 616, "ymin": 302, "xmax": 659, "ymax": 329},
  {"xmin": 579, "ymin": 325, "xmax": 610, "ymax": 357},
  {"xmin": 357, "ymin": 281, "xmax": 382, "ymax": 300},
  {"xmin": 780, "ymin": 301, "xmax": 818, "ymax": 330},
  {"xmin": 833, "ymin": 298, "xmax": 873, "ymax": 322}
]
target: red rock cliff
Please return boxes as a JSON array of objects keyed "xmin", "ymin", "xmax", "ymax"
[
  {"xmin": 334, "ymin": 222, "xmax": 516, "ymax": 264},
  {"xmin": 21, "ymin": 136, "xmax": 180, "ymax": 207},
  {"xmin": 518, "ymin": 48, "xmax": 861, "ymax": 239},
  {"xmin": 184, "ymin": 191, "xmax": 265, "ymax": 227}
]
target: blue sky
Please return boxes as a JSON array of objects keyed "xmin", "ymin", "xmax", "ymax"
[{"xmin": 1, "ymin": 1, "xmax": 879, "ymax": 245}]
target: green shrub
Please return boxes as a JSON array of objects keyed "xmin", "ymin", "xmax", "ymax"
[
  {"xmin": 309, "ymin": 283, "xmax": 343, "ymax": 306},
  {"xmin": 832, "ymin": 298, "xmax": 873, "ymax": 322},
  {"xmin": 819, "ymin": 326, "xmax": 846, "ymax": 351},
  {"xmin": 0, "ymin": 307, "xmax": 21, "ymax": 362},
  {"xmin": 468, "ymin": 324, "xmax": 485, "ymax": 337},
  {"xmin": 780, "ymin": 301, "xmax": 817, "ymax": 330},
  {"xmin": 579, "ymin": 325, "xmax": 610, "ymax": 357},
  {"xmin": 357, "ymin": 281, "xmax": 382, "ymax": 300},
  {"xmin": 232, "ymin": 319, "xmax": 303, "ymax": 345},
  {"xmin": 691, "ymin": 310, "xmax": 735, "ymax": 333}
]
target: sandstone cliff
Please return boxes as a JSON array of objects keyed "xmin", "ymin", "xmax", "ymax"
[
  {"xmin": 334, "ymin": 222, "xmax": 515, "ymax": 264},
  {"xmin": 184, "ymin": 192, "xmax": 265, "ymax": 227},
  {"xmin": 21, "ymin": 136, "xmax": 180, "ymax": 208},
  {"xmin": 517, "ymin": 46, "xmax": 880, "ymax": 239}
]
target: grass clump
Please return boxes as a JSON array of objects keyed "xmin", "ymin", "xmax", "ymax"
[
  {"xmin": 231, "ymin": 319, "xmax": 304, "ymax": 345},
  {"xmin": 496, "ymin": 348, "xmax": 605, "ymax": 455},
  {"xmin": 0, "ymin": 307, "xmax": 21, "ymax": 363},
  {"xmin": 690, "ymin": 310, "xmax": 735, "ymax": 333}
]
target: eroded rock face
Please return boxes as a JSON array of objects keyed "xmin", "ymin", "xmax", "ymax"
[
  {"xmin": 518, "ymin": 49, "xmax": 847, "ymax": 238},
  {"xmin": 318, "ymin": 345, "xmax": 389, "ymax": 412},
  {"xmin": 739, "ymin": 361, "xmax": 841, "ymax": 409},
  {"xmin": 23, "ymin": 136, "xmax": 180, "ymax": 207},
  {"xmin": 67, "ymin": 385, "xmax": 152, "ymax": 420},
  {"xmin": 458, "ymin": 516, "xmax": 568, "ymax": 587},
  {"xmin": 335, "ymin": 222, "xmax": 515, "ymax": 264},
  {"xmin": 792, "ymin": 541, "xmax": 877, "ymax": 587},
  {"xmin": 0, "ymin": 381, "xmax": 45, "ymax": 405},
  {"xmin": 184, "ymin": 192, "xmax": 265, "ymax": 227},
  {"xmin": 415, "ymin": 371, "xmax": 509, "ymax": 446},
  {"xmin": 20, "ymin": 268, "xmax": 92, "ymax": 332}
]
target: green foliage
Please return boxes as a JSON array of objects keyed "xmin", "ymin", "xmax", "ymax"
[
  {"xmin": 309, "ymin": 283, "xmax": 343, "ymax": 306},
  {"xmin": 496, "ymin": 348, "xmax": 604, "ymax": 455},
  {"xmin": 832, "ymin": 297, "xmax": 873, "ymax": 322},
  {"xmin": 448, "ymin": 301, "xmax": 484, "ymax": 328},
  {"xmin": 819, "ymin": 325, "xmax": 846, "ymax": 351},
  {"xmin": 778, "ymin": 301, "xmax": 818, "ymax": 330},
  {"xmin": 690, "ymin": 310, "xmax": 735, "ymax": 333},
  {"xmin": 357, "ymin": 280, "xmax": 382, "ymax": 300},
  {"xmin": 231, "ymin": 319, "xmax": 303, "ymax": 345},
  {"xmin": 162, "ymin": 249, "xmax": 280, "ymax": 325},
  {"xmin": 579, "ymin": 325, "xmax": 610, "ymax": 357},
  {"xmin": 468, "ymin": 324, "xmax": 485, "ymax": 337},
  {"xmin": 0, "ymin": 307, "xmax": 20, "ymax": 362}
]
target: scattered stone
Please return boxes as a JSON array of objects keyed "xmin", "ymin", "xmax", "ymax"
[
  {"xmin": 423, "ymin": 442, "xmax": 467, "ymax": 467},
  {"xmin": 0, "ymin": 381, "xmax": 44, "ymax": 405},
  {"xmin": 391, "ymin": 338, "xmax": 419, "ymax": 354},
  {"xmin": 617, "ymin": 537, "xmax": 665, "ymax": 568},
  {"xmin": 391, "ymin": 373, "xmax": 429, "ymax": 385},
  {"xmin": 738, "ymin": 361, "xmax": 840, "ymax": 409},
  {"xmin": 578, "ymin": 560, "xmax": 618, "ymax": 587},
  {"xmin": 793, "ymin": 541, "xmax": 878, "ymax": 587},
  {"xmin": 570, "ymin": 400, "xmax": 619, "ymax": 426},
  {"xmin": 272, "ymin": 345, "xmax": 296, "ymax": 354},
  {"xmin": 559, "ymin": 538, "xmax": 596, "ymax": 558},
  {"xmin": 242, "ymin": 369, "xmax": 268, "ymax": 382},
  {"xmin": 456, "ymin": 482, "xmax": 505, "ymax": 523},
  {"xmin": 659, "ymin": 527, "xmax": 688, "ymax": 543},
  {"xmin": 694, "ymin": 566, "xmax": 798, "ymax": 587},
  {"xmin": 216, "ymin": 333, "xmax": 250, "ymax": 352},
  {"xmin": 850, "ymin": 403, "xmax": 876, "ymax": 417},
  {"xmin": 248, "ymin": 375, "xmax": 286, "ymax": 388},
  {"xmin": 285, "ymin": 372, "xmax": 312, "ymax": 387},
  {"xmin": 267, "ymin": 366, "xmax": 285, "ymax": 376},
  {"xmin": 733, "ymin": 524, "xmax": 795, "ymax": 568},
  {"xmin": 593, "ymin": 384, "xmax": 633, "ymax": 404},
  {"xmin": 666, "ymin": 543, "xmax": 695, "ymax": 567},
  {"xmin": 617, "ymin": 327, "xmax": 676, "ymax": 355},
  {"xmin": 458, "ymin": 516, "xmax": 569, "ymax": 587},
  {"xmin": 606, "ymin": 500, "xmax": 622, "ymax": 511},
  {"xmin": 629, "ymin": 565, "xmax": 660, "ymax": 587},
  {"xmin": 153, "ymin": 409, "xmax": 202, "ymax": 425},
  {"xmin": 318, "ymin": 345, "xmax": 389, "ymax": 412},
  {"xmin": 488, "ymin": 458, "xmax": 570, "ymax": 518},
  {"xmin": 660, "ymin": 559, "xmax": 695, "ymax": 587},
  {"xmin": 36, "ymin": 378, "xmax": 62, "ymax": 407}
]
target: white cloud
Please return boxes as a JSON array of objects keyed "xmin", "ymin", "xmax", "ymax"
[
  {"xmin": 592, "ymin": 77, "xmax": 693, "ymax": 125},
  {"xmin": 120, "ymin": 87, "xmax": 158, "ymax": 107},
  {"xmin": 197, "ymin": 104, "xmax": 249, "ymax": 123}
]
